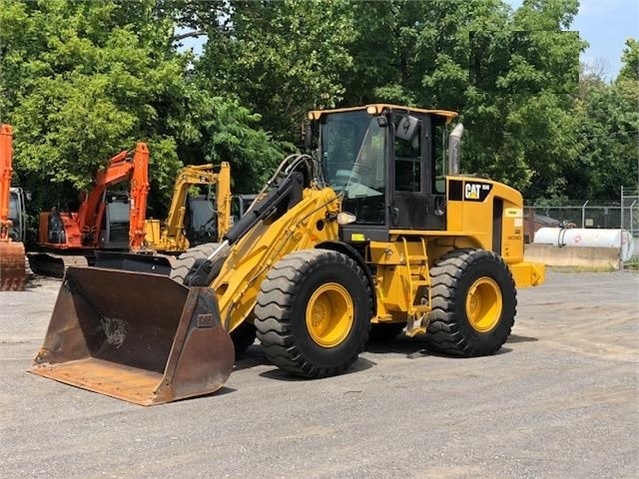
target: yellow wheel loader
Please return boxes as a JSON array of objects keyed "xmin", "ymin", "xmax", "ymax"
[{"xmin": 30, "ymin": 104, "xmax": 545, "ymax": 405}]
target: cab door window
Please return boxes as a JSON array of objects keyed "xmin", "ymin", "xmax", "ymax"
[{"xmin": 394, "ymin": 118, "xmax": 421, "ymax": 192}]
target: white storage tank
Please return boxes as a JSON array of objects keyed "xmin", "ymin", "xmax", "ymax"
[{"xmin": 533, "ymin": 228, "xmax": 635, "ymax": 262}]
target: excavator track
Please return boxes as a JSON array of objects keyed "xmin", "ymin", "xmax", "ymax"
[
  {"xmin": 27, "ymin": 252, "xmax": 90, "ymax": 279},
  {"xmin": 0, "ymin": 242, "xmax": 26, "ymax": 291}
]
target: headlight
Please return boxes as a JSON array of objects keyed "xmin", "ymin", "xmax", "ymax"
[{"xmin": 337, "ymin": 212, "xmax": 357, "ymax": 225}]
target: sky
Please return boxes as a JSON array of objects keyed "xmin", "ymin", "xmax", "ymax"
[{"xmin": 509, "ymin": 0, "xmax": 639, "ymax": 80}]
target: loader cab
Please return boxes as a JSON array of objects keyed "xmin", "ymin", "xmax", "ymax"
[{"xmin": 313, "ymin": 105, "xmax": 457, "ymax": 240}]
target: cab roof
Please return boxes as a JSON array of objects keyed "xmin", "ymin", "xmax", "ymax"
[{"xmin": 308, "ymin": 104, "xmax": 458, "ymax": 123}]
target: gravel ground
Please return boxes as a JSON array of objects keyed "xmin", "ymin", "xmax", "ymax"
[{"xmin": 0, "ymin": 271, "xmax": 637, "ymax": 479}]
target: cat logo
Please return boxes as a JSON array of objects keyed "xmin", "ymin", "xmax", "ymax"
[{"xmin": 464, "ymin": 182, "xmax": 492, "ymax": 201}]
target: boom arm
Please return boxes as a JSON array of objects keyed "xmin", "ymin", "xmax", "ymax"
[
  {"xmin": 0, "ymin": 124, "xmax": 14, "ymax": 239},
  {"xmin": 128, "ymin": 143, "xmax": 150, "ymax": 250}
]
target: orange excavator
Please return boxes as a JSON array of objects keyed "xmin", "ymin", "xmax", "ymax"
[
  {"xmin": 28, "ymin": 143, "xmax": 150, "ymax": 277},
  {"xmin": 0, "ymin": 124, "xmax": 27, "ymax": 291}
]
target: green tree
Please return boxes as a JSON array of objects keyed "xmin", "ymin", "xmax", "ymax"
[
  {"xmin": 196, "ymin": 0, "xmax": 356, "ymax": 140},
  {"xmin": 571, "ymin": 40, "xmax": 639, "ymax": 200},
  {"xmin": 617, "ymin": 38, "xmax": 639, "ymax": 82},
  {"xmin": 0, "ymin": 0, "xmax": 186, "ymax": 214}
]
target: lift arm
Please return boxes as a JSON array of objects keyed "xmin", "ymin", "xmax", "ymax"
[{"xmin": 0, "ymin": 124, "xmax": 14, "ymax": 240}]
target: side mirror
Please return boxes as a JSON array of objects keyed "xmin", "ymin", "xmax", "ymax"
[{"xmin": 395, "ymin": 114, "xmax": 419, "ymax": 141}]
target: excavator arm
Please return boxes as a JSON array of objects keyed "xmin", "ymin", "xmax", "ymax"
[
  {"xmin": 145, "ymin": 162, "xmax": 231, "ymax": 253},
  {"xmin": 0, "ymin": 124, "xmax": 14, "ymax": 239}
]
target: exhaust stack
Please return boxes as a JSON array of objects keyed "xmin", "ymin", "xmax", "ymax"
[{"xmin": 447, "ymin": 123, "xmax": 464, "ymax": 176}]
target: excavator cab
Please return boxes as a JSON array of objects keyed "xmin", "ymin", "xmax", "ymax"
[
  {"xmin": 185, "ymin": 194, "xmax": 218, "ymax": 245},
  {"xmin": 98, "ymin": 193, "xmax": 132, "ymax": 249},
  {"xmin": 8, "ymin": 187, "xmax": 27, "ymax": 243}
]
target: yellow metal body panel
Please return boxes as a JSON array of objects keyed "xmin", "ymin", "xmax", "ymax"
[
  {"xmin": 509, "ymin": 261, "xmax": 545, "ymax": 288},
  {"xmin": 213, "ymin": 186, "xmax": 341, "ymax": 333},
  {"xmin": 444, "ymin": 176, "xmax": 527, "ymax": 264}
]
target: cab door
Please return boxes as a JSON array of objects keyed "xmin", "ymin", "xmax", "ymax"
[{"xmin": 390, "ymin": 114, "xmax": 445, "ymax": 231}]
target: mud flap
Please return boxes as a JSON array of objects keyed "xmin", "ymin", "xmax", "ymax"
[
  {"xmin": 29, "ymin": 267, "xmax": 234, "ymax": 405},
  {"xmin": 0, "ymin": 241, "xmax": 26, "ymax": 291}
]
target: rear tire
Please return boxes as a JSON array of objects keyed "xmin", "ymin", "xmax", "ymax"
[
  {"xmin": 254, "ymin": 249, "xmax": 372, "ymax": 378},
  {"xmin": 170, "ymin": 242, "xmax": 256, "ymax": 357},
  {"xmin": 428, "ymin": 249, "xmax": 516, "ymax": 357}
]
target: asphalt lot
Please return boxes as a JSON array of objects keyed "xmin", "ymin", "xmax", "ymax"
[{"xmin": 1, "ymin": 271, "xmax": 637, "ymax": 479}]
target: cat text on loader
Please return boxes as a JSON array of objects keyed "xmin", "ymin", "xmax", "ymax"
[
  {"xmin": 0, "ymin": 124, "xmax": 27, "ymax": 291},
  {"xmin": 30, "ymin": 104, "xmax": 545, "ymax": 405}
]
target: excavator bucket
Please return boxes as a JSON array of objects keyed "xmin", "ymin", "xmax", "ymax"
[
  {"xmin": 29, "ymin": 267, "xmax": 234, "ymax": 405},
  {"xmin": 0, "ymin": 241, "xmax": 26, "ymax": 291}
]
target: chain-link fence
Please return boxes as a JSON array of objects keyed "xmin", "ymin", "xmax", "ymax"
[
  {"xmin": 621, "ymin": 186, "xmax": 639, "ymax": 238},
  {"xmin": 526, "ymin": 203, "xmax": 622, "ymax": 230}
]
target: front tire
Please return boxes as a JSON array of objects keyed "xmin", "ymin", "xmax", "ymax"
[
  {"xmin": 254, "ymin": 249, "xmax": 373, "ymax": 378},
  {"xmin": 428, "ymin": 249, "xmax": 516, "ymax": 357}
]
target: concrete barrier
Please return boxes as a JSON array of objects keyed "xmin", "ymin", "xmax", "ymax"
[{"xmin": 524, "ymin": 244, "xmax": 621, "ymax": 269}]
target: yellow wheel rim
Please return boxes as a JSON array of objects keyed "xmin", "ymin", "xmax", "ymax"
[
  {"xmin": 305, "ymin": 283, "xmax": 354, "ymax": 347},
  {"xmin": 465, "ymin": 277, "xmax": 503, "ymax": 333}
]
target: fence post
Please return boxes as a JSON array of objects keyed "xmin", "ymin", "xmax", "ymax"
[
  {"xmin": 620, "ymin": 186, "xmax": 624, "ymax": 230},
  {"xmin": 581, "ymin": 200, "xmax": 588, "ymax": 228}
]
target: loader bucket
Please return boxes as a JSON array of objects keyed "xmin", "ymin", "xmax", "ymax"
[
  {"xmin": 0, "ymin": 241, "xmax": 26, "ymax": 291},
  {"xmin": 29, "ymin": 267, "xmax": 234, "ymax": 405}
]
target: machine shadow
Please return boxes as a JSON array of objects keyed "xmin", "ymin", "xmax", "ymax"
[
  {"xmin": 234, "ymin": 333, "xmax": 517, "ymax": 381},
  {"xmin": 258, "ymin": 357, "xmax": 376, "ymax": 382},
  {"xmin": 366, "ymin": 335, "xmax": 515, "ymax": 358}
]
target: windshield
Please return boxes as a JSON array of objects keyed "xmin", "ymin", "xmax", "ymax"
[
  {"xmin": 320, "ymin": 110, "xmax": 387, "ymax": 224},
  {"xmin": 8, "ymin": 191, "xmax": 19, "ymax": 223}
]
